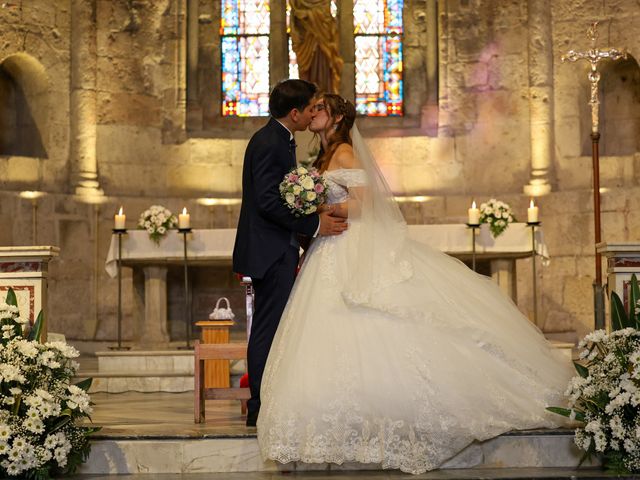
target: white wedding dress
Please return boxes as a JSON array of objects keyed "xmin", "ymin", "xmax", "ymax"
[{"xmin": 257, "ymin": 167, "xmax": 573, "ymax": 474}]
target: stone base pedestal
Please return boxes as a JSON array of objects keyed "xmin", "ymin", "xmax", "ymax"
[
  {"xmin": 0, "ymin": 246, "xmax": 59, "ymax": 341},
  {"xmin": 85, "ymin": 350, "xmax": 194, "ymax": 393}
]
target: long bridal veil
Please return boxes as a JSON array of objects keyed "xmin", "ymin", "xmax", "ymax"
[{"xmin": 341, "ymin": 125, "xmax": 418, "ymax": 318}]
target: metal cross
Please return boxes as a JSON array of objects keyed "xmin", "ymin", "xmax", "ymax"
[
  {"xmin": 562, "ymin": 21, "xmax": 627, "ymax": 133},
  {"xmin": 561, "ymin": 21, "xmax": 627, "ymax": 330}
]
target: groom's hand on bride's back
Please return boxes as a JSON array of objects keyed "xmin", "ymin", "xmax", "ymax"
[{"xmin": 318, "ymin": 206, "xmax": 348, "ymax": 236}]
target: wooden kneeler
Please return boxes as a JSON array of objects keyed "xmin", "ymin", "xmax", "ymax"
[{"xmin": 194, "ymin": 340, "xmax": 250, "ymax": 423}]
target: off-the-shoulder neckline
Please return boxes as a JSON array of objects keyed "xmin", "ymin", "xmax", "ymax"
[{"xmin": 324, "ymin": 168, "xmax": 365, "ymax": 173}]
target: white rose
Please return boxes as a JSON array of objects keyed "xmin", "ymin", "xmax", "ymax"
[
  {"xmin": 297, "ymin": 167, "xmax": 308, "ymax": 175},
  {"xmin": 301, "ymin": 176, "xmax": 314, "ymax": 190},
  {"xmin": 292, "ymin": 185, "xmax": 302, "ymax": 195},
  {"xmin": 306, "ymin": 191, "xmax": 317, "ymax": 202},
  {"xmin": 285, "ymin": 193, "xmax": 295, "ymax": 205}
]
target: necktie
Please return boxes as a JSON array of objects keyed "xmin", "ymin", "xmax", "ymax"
[{"xmin": 289, "ymin": 138, "xmax": 297, "ymax": 166}]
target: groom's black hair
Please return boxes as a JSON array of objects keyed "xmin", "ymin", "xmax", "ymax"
[{"xmin": 269, "ymin": 79, "xmax": 318, "ymax": 119}]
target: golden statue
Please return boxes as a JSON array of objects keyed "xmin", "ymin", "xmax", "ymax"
[{"xmin": 289, "ymin": 0, "xmax": 343, "ymax": 94}]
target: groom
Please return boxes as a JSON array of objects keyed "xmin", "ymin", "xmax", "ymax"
[{"xmin": 233, "ymin": 79, "xmax": 347, "ymax": 427}]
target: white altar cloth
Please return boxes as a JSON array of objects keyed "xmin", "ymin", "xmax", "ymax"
[{"xmin": 105, "ymin": 223, "xmax": 548, "ymax": 278}]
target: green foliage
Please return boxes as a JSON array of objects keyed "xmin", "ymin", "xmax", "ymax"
[
  {"xmin": 611, "ymin": 274, "xmax": 640, "ymax": 331},
  {"xmin": 28, "ymin": 310, "xmax": 44, "ymax": 342}
]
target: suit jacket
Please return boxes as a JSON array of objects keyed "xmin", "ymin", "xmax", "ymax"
[{"xmin": 233, "ymin": 118, "xmax": 320, "ymax": 279}]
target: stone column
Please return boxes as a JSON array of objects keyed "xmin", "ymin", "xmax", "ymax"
[
  {"xmin": 524, "ymin": 0, "xmax": 554, "ymax": 196},
  {"xmin": 338, "ymin": 0, "xmax": 355, "ymax": 102},
  {"xmin": 270, "ymin": 0, "xmax": 289, "ymax": 84},
  {"xmin": 70, "ymin": 0, "xmax": 103, "ymax": 200},
  {"xmin": 490, "ymin": 259, "xmax": 517, "ymax": 302},
  {"xmin": 142, "ymin": 266, "xmax": 170, "ymax": 347}
]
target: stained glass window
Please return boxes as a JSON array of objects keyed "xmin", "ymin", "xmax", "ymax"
[
  {"xmin": 354, "ymin": 0, "xmax": 403, "ymax": 116},
  {"xmin": 221, "ymin": 0, "xmax": 271, "ymax": 116}
]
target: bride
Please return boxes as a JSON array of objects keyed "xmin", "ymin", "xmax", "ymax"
[{"xmin": 257, "ymin": 93, "xmax": 573, "ymax": 474}]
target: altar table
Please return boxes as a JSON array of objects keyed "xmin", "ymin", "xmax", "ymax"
[{"xmin": 105, "ymin": 224, "xmax": 547, "ymax": 346}]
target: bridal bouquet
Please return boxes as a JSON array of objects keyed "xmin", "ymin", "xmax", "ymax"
[
  {"xmin": 479, "ymin": 199, "xmax": 515, "ymax": 238},
  {"xmin": 138, "ymin": 205, "xmax": 177, "ymax": 244},
  {"xmin": 0, "ymin": 289, "xmax": 99, "ymax": 478},
  {"xmin": 279, "ymin": 166, "xmax": 328, "ymax": 217},
  {"xmin": 547, "ymin": 275, "xmax": 640, "ymax": 473}
]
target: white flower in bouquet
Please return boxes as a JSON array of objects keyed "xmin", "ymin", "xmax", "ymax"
[
  {"xmin": 0, "ymin": 289, "xmax": 99, "ymax": 478},
  {"xmin": 279, "ymin": 166, "xmax": 328, "ymax": 218},
  {"xmin": 549, "ymin": 323, "xmax": 640, "ymax": 473},
  {"xmin": 479, "ymin": 199, "xmax": 516, "ymax": 238},
  {"xmin": 137, "ymin": 205, "xmax": 177, "ymax": 244}
]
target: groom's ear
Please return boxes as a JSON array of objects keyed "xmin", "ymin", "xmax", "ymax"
[{"xmin": 289, "ymin": 108, "xmax": 300, "ymax": 122}]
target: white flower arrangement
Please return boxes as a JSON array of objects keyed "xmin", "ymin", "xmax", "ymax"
[
  {"xmin": 137, "ymin": 205, "xmax": 177, "ymax": 244},
  {"xmin": 279, "ymin": 166, "xmax": 328, "ymax": 217},
  {"xmin": 548, "ymin": 274, "xmax": 640, "ymax": 474},
  {"xmin": 0, "ymin": 289, "xmax": 99, "ymax": 478},
  {"xmin": 479, "ymin": 198, "xmax": 516, "ymax": 238}
]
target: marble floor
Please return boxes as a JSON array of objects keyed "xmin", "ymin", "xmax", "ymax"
[
  {"xmin": 70, "ymin": 468, "xmax": 627, "ymax": 479},
  {"xmin": 86, "ymin": 391, "xmax": 252, "ymax": 438},
  {"xmin": 81, "ymin": 393, "xmax": 614, "ymax": 478}
]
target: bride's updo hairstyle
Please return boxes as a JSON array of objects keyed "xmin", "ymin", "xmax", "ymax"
[{"xmin": 313, "ymin": 94, "xmax": 356, "ymax": 173}]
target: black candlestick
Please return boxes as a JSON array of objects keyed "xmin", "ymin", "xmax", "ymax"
[
  {"xmin": 466, "ymin": 223, "xmax": 480, "ymax": 272},
  {"xmin": 527, "ymin": 221, "xmax": 541, "ymax": 326},
  {"xmin": 110, "ymin": 229, "xmax": 130, "ymax": 350},
  {"xmin": 178, "ymin": 228, "xmax": 193, "ymax": 349}
]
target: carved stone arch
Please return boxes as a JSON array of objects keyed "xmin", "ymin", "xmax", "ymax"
[
  {"xmin": 0, "ymin": 53, "xmax": 50, "ymax": 158},
  {"xmin": 579, "ymin": 55, "xmax": 640, "ymax": 156}
]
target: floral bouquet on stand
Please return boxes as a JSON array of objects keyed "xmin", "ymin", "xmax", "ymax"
[
  {"xmin": 547, "ymin": 274, "xmax": 640, "ymax": 474},
  {"xmin": 479, "ymin": 198, "xmax": 516, "ymax": 238},
  {"xmin": 138, "ymin": 205, "xmax": 177, "ymax": 244},
  {"xmin": 0, "ymin": 288, "xmax": 99, "ymax": 479},
  {"xmin": 279, "ymin": 166, "xmax": 328, "ymax": 217}
]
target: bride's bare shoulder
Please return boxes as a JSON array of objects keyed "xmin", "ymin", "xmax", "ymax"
[{"xmin": 331, "ymin": 143, "xmax": 360, "ymax": 169}]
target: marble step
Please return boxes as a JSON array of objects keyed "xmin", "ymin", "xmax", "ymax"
[
  {"xmin": 74, "ymin": 350, "xmax": 247, "ymax": 393},
  {"xmin": 81, "ymin": 430, "xmax": 596, "ymax": 475},
  {"xmin": 75, "ymin": 371, "xmax": 194, "ymax": 393}
]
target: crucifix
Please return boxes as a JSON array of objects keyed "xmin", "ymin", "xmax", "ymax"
[{"xmin": 561, "ymin": 21, "xmax": 627, "ymax": 330}]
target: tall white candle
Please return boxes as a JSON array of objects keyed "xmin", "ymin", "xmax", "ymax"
[
  {"xmin": 179, "ymin": 207, "xmax": 190, "ymax": 229},
  {"xmin": 114, "ymin": 207, "xmax": 126, "ymax": 230},
  {"xmin": 468, "ymin": 200, "xmax": 480, "ymax": 225},
  {"xmin": 527, "ymin": 199, "xmax": 539, "ymax": 223}
]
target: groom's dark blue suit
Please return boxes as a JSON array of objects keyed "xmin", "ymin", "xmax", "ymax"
[{"xmin": 233, "ymin": 118, "xmax": 319, "ymax": 420}]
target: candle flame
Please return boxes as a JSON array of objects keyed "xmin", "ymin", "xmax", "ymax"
[
  {"xmin": 182, "ymin": 207, "xmax": 188, "ymax": 215},
  {"xmin": 471, "ymin": 200, "xmax": 476, "ymax": 209},
  {"xmin": 529, "ymin": 199, "xmax": 535, "ymax": 208},
  {"xmin": 118, "ymin": 206, "xmax": 123, "ymax": 215}
]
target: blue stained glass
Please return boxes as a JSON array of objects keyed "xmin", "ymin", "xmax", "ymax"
[
  {"xmin": 221, "ymin": 0, "xmax": 271, "ymax": 116},
  {"xmin": 354, "ymin": 0, "xmax": 403, "ymax": 116}
]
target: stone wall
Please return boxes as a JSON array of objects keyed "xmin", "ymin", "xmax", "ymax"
[{"xmin": 0, "ymin": 0, "xmax": 639, "ymax": 343}]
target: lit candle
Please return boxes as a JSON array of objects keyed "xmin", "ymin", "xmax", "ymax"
[
  {"xmin": 114, "ymin": 207, "xmax": 126, "ymax": 230},
  {"xmin": 178, "ymin": 207, "xmax": 190, "ymax": 229},
  {"xmin": 468, "ymin": 200, "xmax": 480, "ymax": 225},
  {"xmin": 527, "ymin": 199, "xmax": 539, "ymax": 223}
]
